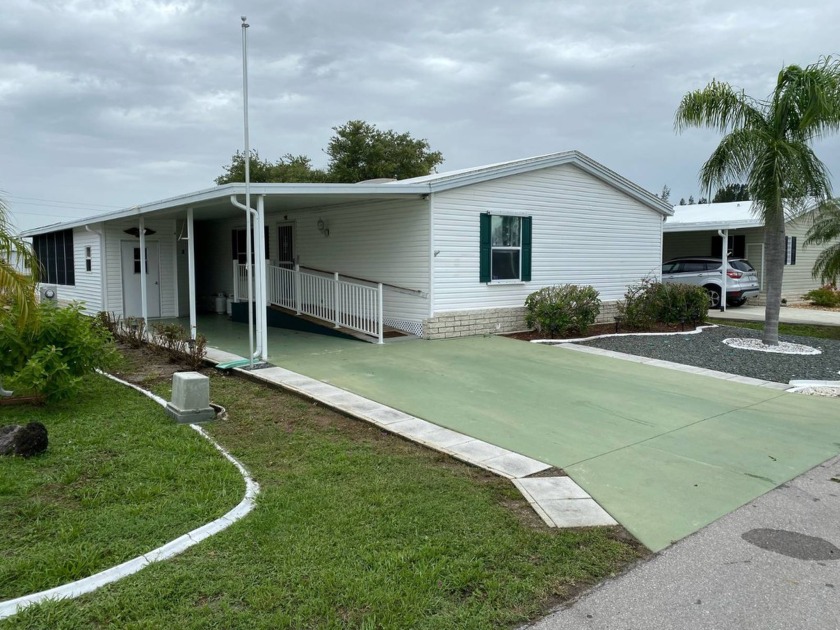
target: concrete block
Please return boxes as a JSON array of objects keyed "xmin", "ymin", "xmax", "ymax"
[{"xmin": 165, "ymin": 371, "xmax": 216, "ymax": 423}]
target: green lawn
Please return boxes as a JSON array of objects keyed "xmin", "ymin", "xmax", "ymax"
[
  {"xmin": 712, "ymin": 319, "xmax": 840, "ymax": 341},
  {"xmin": 0, "ymin": 375, "xmax": 243, "ymax": 601},
  {"xmin": 1, "ymin": 358, "xmax": 644, "ymax": 629}
]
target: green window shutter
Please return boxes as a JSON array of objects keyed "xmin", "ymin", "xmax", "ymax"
[
  {"xmin": 479, "ymin": 213, "xmax": 491, "ymax": 282},
  {"xmin": 521, "ymin": 216, "xmax": 532, "ymax": 282}
]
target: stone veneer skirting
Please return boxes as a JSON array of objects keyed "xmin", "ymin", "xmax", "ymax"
[{"xmin": 423, "ymin": 302, "xmax": 620, "ymax": 340}]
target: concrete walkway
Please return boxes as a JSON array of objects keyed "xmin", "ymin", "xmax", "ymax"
[
  {"xmin": 527, "ymin": 453, "xmax": 840, "ymax": 630},
  {"xmin": 708, "ymin": 305, "xmax": 840, "ymax": 326}
]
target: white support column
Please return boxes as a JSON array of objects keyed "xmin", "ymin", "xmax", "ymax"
[
  {"xmin": 377, "ymin": 282, "xmax": 384, "ymax": 344},
  {"xmin": 187, "ymin": 208, "xmax": 197, "ymax": 340},
  {"xmin": 139, "ymin": 217, "xmax": 148, "ymax": 328},
  {"xmin": 257, "ymin": 195, "xmax": 268, "ymax": 361},
  {"xmin": 719, "ymin": 228, "xmax": 728, "ymax": 312}
]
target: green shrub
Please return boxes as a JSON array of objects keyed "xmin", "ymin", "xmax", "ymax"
[
  {"xmin": 617, "ymin": 279, "xmax": 708, "ymax": 331},
  {"xmin": 803, "ymin": 285, "xmax": 840, "ymax": 307},
  {"xmin": 0, "ymin": 303, "xmax": 119, "ymax": 402},
  {"xmin": 151, "ymin": 322, "xmax": 208, "ymax": 370},
  {"xmin": 525, "ymin": 284, "xmax": 601, "ymax": 337}
]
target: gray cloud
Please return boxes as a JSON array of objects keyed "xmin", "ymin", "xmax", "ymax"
[{"xmin": 2, "ymin": 0, "xmax": 839, "ymax": 230}]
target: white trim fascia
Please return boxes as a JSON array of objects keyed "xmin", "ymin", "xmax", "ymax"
[
  {"xmin": 664, "ymin": 220, "xmax": 762, "ymax": 233},
  {"xmin": 21, "ymin": 184, "xmax": 428, "ymax": 237}
]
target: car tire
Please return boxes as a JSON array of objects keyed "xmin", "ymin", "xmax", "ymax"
[{"xmin": 703, "ymin": 285, "xmax": 722, "ymax": 309}]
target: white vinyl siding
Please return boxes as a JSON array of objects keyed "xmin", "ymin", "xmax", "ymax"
[
  {"xmin": 45, "ymin": 227, "xmax": 102, "ymax": 314},
  {"xmin": 103, "ymin": 218, "xmax": 178, "ymax": 317},
  {"xmin": 431, "ymin": 163, "xmax": 664, "ymax": 313},
  {"xmin": 782, "ymin": 214, "xmax": 830, "ymax": 298},
  {"xmin": 266, "ymin": 198, "xmax": 431, "ymax": 325}
]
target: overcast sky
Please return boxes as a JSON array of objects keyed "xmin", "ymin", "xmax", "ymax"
[{"xmin": 2, "ymin": 0, "xmax": 839, "ymax": 232}]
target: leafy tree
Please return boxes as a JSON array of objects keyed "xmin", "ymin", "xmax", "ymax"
[
  {"xmin": 216, "ymin": 121, "xmax": 444, "ymax": 185},
  {"xmin": 0, "ymin": 196, "xmax": 37, "ymax": 327},
  {"xmin": 657, "ymin": 185, "xmax": 671, "ymax": 202},
  {"xmin": 215, "ymin": 151, "xmax": 327, "ymax": 184},
  {"xmin": 326, "ymin": 120, "xmax": 444, "ymax": 182},
  {"xmin": 712, "ymin": 183, "xmax": 751, "ymax": 203},
  {"xmin": 676, "ymin": 56, "xmax": 840, "ymax": 345},
  {"xmin": 679, "ymin": 198, "xmax": 687, "ymax": 205},
  {"xmin": 697, "ymin": 197, "xmax": 709, "ymax": 204},
  {"xmin": 805, "ymin": 198, "xmax": 840, "ymax": 284},
  {"xmin": 687, "ymin": 195, "xmax": 695, "ymax": 205}
]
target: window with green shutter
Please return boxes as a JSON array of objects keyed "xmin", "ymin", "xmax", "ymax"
[{"xmin": 480, "ymin": 214, "xmax": 532, "ymax": 282}]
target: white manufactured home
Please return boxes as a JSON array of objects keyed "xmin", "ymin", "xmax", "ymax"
[
  {"xmin": 22, "ymin": 151, "xmax": 671, "ymax": 355},
  {"xmin": 664, "ymin": 200, "xmax": 829, "ymax": 302}
]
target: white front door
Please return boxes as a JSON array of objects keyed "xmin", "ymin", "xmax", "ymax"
[{"xmin": 121, "ymin": 241, "xmax": 161, "ymax": 318}]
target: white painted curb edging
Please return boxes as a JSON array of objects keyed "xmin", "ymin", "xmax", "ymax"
[
  {"xmin": 530, "ymin": 324, "xmax": 718, "ymax": 345},
  {"xmin": 0, "ymin": 372, "xmax": 260, "ymax": 621}
]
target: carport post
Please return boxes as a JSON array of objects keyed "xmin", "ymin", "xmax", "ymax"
[
  {"xmin": 139, "ymin": 216, "xmax": 148, "ymax": 328},
  {"xmin": 718, "ymin": 228, "xmax": 728, "ymax": 312},
  {"xmin": 187, "ymin": 207, "xmax": 197, "ymax": 340}
]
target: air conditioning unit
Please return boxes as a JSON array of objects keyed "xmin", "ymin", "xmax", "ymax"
[{"xmin": 40, "ymin": 285, "xmax": 58, "ymax": 302}]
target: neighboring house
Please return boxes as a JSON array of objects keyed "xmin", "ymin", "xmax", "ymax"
[
  {"xmin": 664, "ymin": 200, "xmax": 825, "ymax": 302},
  {"xmin": 21, "ymin": 151, "xmax": 671, "ymax": 354}
]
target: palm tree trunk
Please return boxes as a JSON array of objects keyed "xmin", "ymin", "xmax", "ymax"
[{"xmin": 762, "ymin": 211, "xmax": 786, "ymax": 345}]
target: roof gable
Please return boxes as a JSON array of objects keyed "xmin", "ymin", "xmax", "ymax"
[{"xmin": 393, "ymin": 150, "xmax": 673, "ymax": 216}]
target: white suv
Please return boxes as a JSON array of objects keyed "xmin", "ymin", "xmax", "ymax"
[{"xmin": 661, "ymin": 257, "xmax": 761, "ymax": 308}]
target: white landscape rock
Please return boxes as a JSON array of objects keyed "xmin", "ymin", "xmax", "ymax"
[{"xmin": 722, "ymin": 338, "xmax": 822, "ymax": 355}]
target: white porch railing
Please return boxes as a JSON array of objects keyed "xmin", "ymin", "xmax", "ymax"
[
  {"xmin": 232, "ymin": 261, "xmax": 251, "ymax": 302},
  {"xmin": 262, "ymin": 263, "xmax": 384, "ymax": 343}
]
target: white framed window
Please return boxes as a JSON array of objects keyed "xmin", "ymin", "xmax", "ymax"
[
  {"xmin": 491, "ymin": 215, "xmax": 522, "ymax": 281},
  {"xmin": 85, "ymin": 246, "xmax": 92, "ymax": 272},
  {"xmin": 479, "ymin": 214, "xmax": 532, "ymax": 283}
]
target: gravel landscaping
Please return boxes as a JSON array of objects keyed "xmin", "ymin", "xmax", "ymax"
[{"xmin": 575, "ymin": 325, "xmax": 840, "ymax": 384}]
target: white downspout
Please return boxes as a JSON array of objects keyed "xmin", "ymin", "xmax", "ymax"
[
  {"xmin": 187, "ymin": 208, "xmax": 197, "ymax": 340},
  {"xmin": 139, "ymin": 217, "xmax": 148, "ymax": 327},
  {"xmin": 718, "ymin": 228, "xmax": 728, "ymax": 312}
]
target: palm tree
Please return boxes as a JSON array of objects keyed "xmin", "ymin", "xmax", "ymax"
[
  {"xmin": 805, "ymin": 198, "xmax": 840, "ymax": 284},
  {"xmin": 675, "ymin": 56, "xmax": 840, "ymax": 345},
  {"xmin": 0, "ymin": 196, "xmax": 38, "ymax": 326}
]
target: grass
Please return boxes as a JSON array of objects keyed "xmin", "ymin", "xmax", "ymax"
[
  {"xmin": 0, "ymin": 375, "xmax": 243, "ymax": 601},
  {"xmin": 713, "ymin": 319, "xmax": 840, "ymax": 341},
  {"xmin": 1, "ymin": 351, "xmax": 645, "ymax": 629}
]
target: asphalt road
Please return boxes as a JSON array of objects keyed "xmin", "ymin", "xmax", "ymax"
[{"xmin": 527, "ymin": 453, "xmax": 840, "ymax": 630}]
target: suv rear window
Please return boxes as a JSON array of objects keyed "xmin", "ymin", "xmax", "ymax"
[{"xmin": 730, "ymin": 260, "xmax": 755, "ymax": 272}]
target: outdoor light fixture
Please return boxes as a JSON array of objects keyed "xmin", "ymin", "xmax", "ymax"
[
  {"xmin": 317, "ymin": 218, "xmax": 330, "ymax": 237},
  {"xmin": 123, "ymin": 227, "xmax": 156, "ymax": 237}
]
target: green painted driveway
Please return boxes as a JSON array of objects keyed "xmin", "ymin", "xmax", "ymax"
[{"xmin": 203, "ymin": 321, "xmax": 840, "ymax": 551}]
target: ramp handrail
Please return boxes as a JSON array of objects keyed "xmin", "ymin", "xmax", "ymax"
[{"xmin": 264, "ymin": 263, "xmax": 383, "ymax": 343}]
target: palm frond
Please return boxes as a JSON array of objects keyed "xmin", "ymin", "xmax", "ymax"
[
  {"xmin": 805, "ymin": 199, "xmax": 840, "ymax": 245},
  {"xmin": 698, "ymin": 127, "xmax": 765, "ymax": 195},
  {"xmin": 675, "ymin": 80, "xmax": 765, "ymax": 135},
  {"xmin": 810, "ymin": 242, "xmax": 840, "ymax": 283}
]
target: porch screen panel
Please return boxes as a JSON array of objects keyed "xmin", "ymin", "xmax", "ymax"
[{"xmin": 33, "ymin": 229, "xmax": 75, "ymax": 286}]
